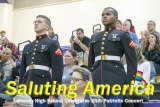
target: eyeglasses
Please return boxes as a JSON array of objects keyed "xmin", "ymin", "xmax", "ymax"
[
  {"xmin": 69, "ymin": 77, "xmax": 84, "ymax": 83},
  {"xmin": 33, "ymin": 20, "xmax": 44, "ymax": 24}
]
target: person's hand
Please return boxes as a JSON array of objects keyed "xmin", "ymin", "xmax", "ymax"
[
  {"xmin": 140, "ymin": 31, "xmax": 146, "ymax": 39},
  {"xmin": 144, "ymin": 30, "xmax": 150, "ymax": 36},
  {"xmin": 15, "ymin": 76, "xmax": 19, "ymax": 85},
  {"xmin": 10, "ymin": 59, "xmax": 16, "ymax": 68},
  {"xmin": 148, "ymin": 43, "xmax": 155, "ymax": 51},
  {"xmin": 48, "ymin": 95, "xmax": 55, "ymax": 105},
  {"xmin": 69, "ymin": 38, "xmax": 74, "ymax": 44},
  {"xmin": 59, "ymin": 95, "xmax": 74, "ymax": 107},
  {"xmin": 73, "ymin": 38, "xmax": 81, "ymax": 45},
  {"xmin": 140, "ymin": 30, "xmax": 149, "ymax": 40}
]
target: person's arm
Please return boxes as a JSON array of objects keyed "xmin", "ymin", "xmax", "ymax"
[
  {"xmin": 121, "ymin": 32, "xmax": 137, "ymax": 84},
  {"xmin": 70, "ymin": 39, "xmax": 74, "ymax": 50},
  {"xmin": 49, "ymin": 41, "xmax": 63, "ymax": 83},
  {"xmin": 78, "ymin": 41, "xmax": 89, "ymax": 52},
  {"xmin": 19, "ymin": 47, "xmax": 27, "ymax": 84},
  {"xmin": 88, "ymin": 41, "xmax": 95, "ymax": 71},
  {"xmin": 73, "ymin": 38, "xmax": 90, "ymax": 52},
  {"xmin": 150, "ymin": 51, "xmax": 160, "ymax": 63}
]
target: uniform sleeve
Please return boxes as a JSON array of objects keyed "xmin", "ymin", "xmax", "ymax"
[
  {"xmin": 121, "ymin": 32, "xmax": 137, "ymax": 84},
  {"xmin": 19, "ymin": 47, "xmax": 27, "ymax": 84},
  {"xmin": 88, "ymin": 42, "xmax": 95, "ymax": 71},
  {"xmin": 49, "ymin": 41, "xmax": 63, "ymax": 83}
]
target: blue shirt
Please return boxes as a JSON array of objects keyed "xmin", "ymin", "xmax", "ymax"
[
  {"xmin": 75, "ymin": 103, "xmax": 83, "ymax": 107},
  {"xmin": 129, "ymin": 31, "xmax": 139, "ymax": 45}
]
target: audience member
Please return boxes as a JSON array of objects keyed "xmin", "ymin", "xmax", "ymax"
[
  {"xmin": 115, "ymin": 19, "xmax": 122, "ymax": 30},
  {"xmin": 123, "ymin": 46, "xmax": 150, "ymax": 107},
  {"xmin": 143, "ymin": 32, "xmax": 160, "ymax": 74},
  {"xmin": 0, "ymin": 37, "xmax": 19, "ymax": 60},
  {"xmin": 147, "ymin": 20, "xmax": 160, "ymax": 38},
  {"xmin": 70, "ymin": 28, "xmax": 90, "ymax": 66},
  {"xmin": 62, "ymin": 49, "xmax": 78, "ymax": 86},
  {"xmin": 126, "ymin": 19, "xmax": 136, "ymax": 33},
  {"xmin": 0, "ymin": 30, "xmax": 6, "ymax": 37},
  {"xmin": 48, "ymin": 27, "xmax": 59, "ymax": 41},
  {"xmin": 122, "ymin": 20, "xmax": 139, "ymax": 45},
  {"xmin": 1, "ymin": 48, "xmax": 16, "ymax": 84}
]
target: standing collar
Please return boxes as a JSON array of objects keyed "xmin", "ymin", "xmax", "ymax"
[
  {"xmin": 105, "ymin": 27, "xmax": 116, "ymax": 32},
  {"xmin": 36, "ymin": 34, "xmax": 48, "ymax": 40}
]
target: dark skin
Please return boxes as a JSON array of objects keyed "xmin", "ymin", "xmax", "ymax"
[{"xmin": 101, "ymin": 8, "xmax": 118, "ymax": 30}]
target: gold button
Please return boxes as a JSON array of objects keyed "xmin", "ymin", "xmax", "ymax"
[
  {"xmin": 104, "ymin": 34, "xmax": 107, "ymax": 36},
  {"xmin": 101, "ymin": 52, "xmax": 104, "ymax": 54},
  {"xmin": 105, "ymin": 32, "xmax": 108, "ymax": 34},
  {"xmin": 101, "ymin": 47, "xmax": 104, "ymax": 50},
  {"xmin": 34, "ymin": 48, "xmax": 36, "ymax": 51},
  {"xmin": 35, "ymin": 44, "xmax": 38, "ymax": 47},
  {"xmin": 32, "ymin": 57, "xmax": 34, "ymax": 59},
  {"xmin": 102, "ymin": 42, "xmax": 105, "ymax": 45},
  {"xmin": 109, "ymin": 28, "xmax": 111, "ymax": 30},
  {"xmin": 33, "ymin": 53, "xmax": 35, "ymax": 55},
  {"xmin": 31, "ymin": 62, "xmax": 34, "ymax": 64},
  {"xmin": 102, "ymin": 38, "xmax": 105, "ymax": 40},
  {"xmin": 36, "ymin": 40, "xmax": 38, "ymax": 43}
]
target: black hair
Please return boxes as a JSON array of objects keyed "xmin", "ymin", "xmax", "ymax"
[
  {"xmin": 76, "ymin": 28, "xmax": 84, "ymax": 34},
  {"xmin": 104, "ymin": 7, "xmax": 118, "ymax": 18}
]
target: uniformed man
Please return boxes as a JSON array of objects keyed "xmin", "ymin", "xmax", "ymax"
[
  {"xmin": 88, "ymin": 7, "xmax": 137, "ymax": 107},
  {"xmin": 19, "ymin": 15, "xmax": 63, "ymax": 107}
]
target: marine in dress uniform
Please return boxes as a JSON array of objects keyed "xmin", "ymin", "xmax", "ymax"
[
  {"xmin": 88, "ymin": 7, "xmax": 137, "ymax": 107},
  {"xmin": 19, "ymin": 15, "xmax": 63, "ymax": 107}
]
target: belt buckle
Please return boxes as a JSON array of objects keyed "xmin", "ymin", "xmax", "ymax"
[
  {"xmin": 29, "ymin": 64, "xmax": 35, "ymax": 70},
  {"xmin": 101, "ymin": 55, "xmax": 107, "ymax": 60}
]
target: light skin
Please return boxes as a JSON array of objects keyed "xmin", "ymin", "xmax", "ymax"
[
  {"xmin": 70, "ymin": 72, "xmax": 88, "ymax": 104},
  {"xmin": 64, "ymin": 51, "xmax": 76, "ymax": 67},
  {"xmin": 34, "ymin": 17, "xmax": 49, "ymax": 36},
  {"xmin": 3, "ymin": 100, "xmax": 21, "ymax": 107},
  {"xmin": 71, "ymin": 30, "xmax": 89, "ymax": 52},
  {"xmin": 102, "ymin": 8, "xmax": 117, "ymax": 29},
  {"xmin": 0, "ymin": 32, "xmax": 6, "ymax": 37},
  {"xmin": 115, "ymin": 21, "xmax": 122, "ymax": 30},
  {"xmin": 122, "ymin": 21, "xmax": 131, "ymax": 32},
  {"xmin": 1, "ymin": 48, "xmax": 12, "ymax": 62},
  {"xmin": 148, "ymin": 34, "xmax": 156, "ymax": 51},
  {"xmin": 1, "ymin": 37, "xmax": 8, "ymax": 46},
  {"xmin": 147, "ymin": 21, "xmax": 155, "ymax": 33}
]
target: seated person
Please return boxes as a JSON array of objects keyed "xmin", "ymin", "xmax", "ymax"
[
  {"xmin": 143, "ymin": 32, "xmax": 160, "ymax": 76},
  {"xmin": 61, "ymin": 67, "xmax": 105, "ymax": 107},
  {"xmin": 62, "ymin": 49, "xmax": 78, "ymax": 86},
  {"xmin": 1, "ymin": 48, "xmax": 16, "ymax": 84},
  {"xmin": 123, "ymin": 46, "xmax": 151, "ymax": 107}
]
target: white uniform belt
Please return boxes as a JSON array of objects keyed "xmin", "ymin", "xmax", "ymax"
[
  {"xmin": 95, "ymin": 55, "xmax": 120, "ymax": 62},
  {"xmin": 26, "ymin": 64, "xmax": 50, "ymax": 71}
]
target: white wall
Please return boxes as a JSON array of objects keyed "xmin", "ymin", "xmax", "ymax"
[
  {"xmin": 13, "ymin": 0, "xmax": 160, "ymax": 46},
  {"xmin": 0, "ymin": 4, "xmax": 13, "ymax": 40}
]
